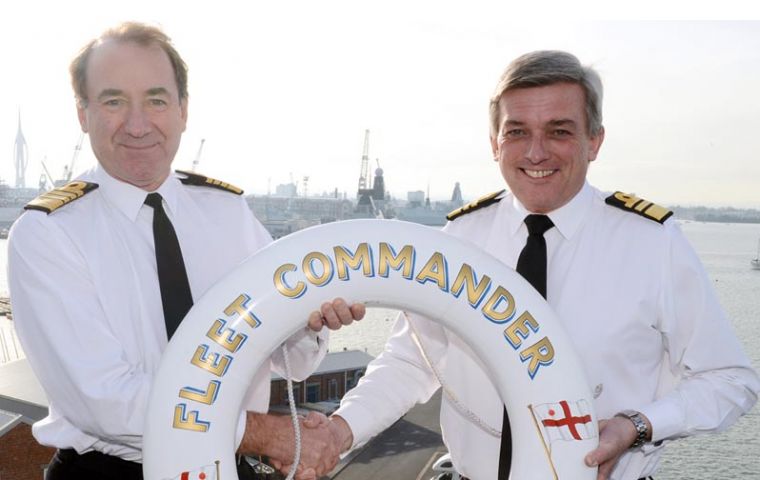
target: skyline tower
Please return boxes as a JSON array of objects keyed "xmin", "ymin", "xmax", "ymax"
[{"xmin": 14, "ymin": 111, "xmax": 28, "ymax": 188}]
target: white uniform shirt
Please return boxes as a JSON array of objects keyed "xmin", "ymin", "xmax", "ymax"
[
  {"xmin": 336, "ymin": 182, "xmax": 759, "ymax": 480},
  {"xmin": 8, "ymin": 165, "xmax": 327, "ymax": 462}
]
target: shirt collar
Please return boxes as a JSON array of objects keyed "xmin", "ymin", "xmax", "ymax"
[
  {"xmin": 93, "ymin": 165, "xmax": 181, "ymax": 222},
  {"xmin": 507, "ymin": 181, "xmax": 593, "ymax": 240}
]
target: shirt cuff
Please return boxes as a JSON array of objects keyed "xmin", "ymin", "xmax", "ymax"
[
  {"xmin": 235, "ymin": 410, "xmax": 247, "ymax": 449},
  {"xmin": 286, "ymin": 326, "xmax": 325, "ymax": 352},
  {"xmin": 639, "ymin": 399, "xmax": 683, "ymax": 444},
  {"xmin": 333, "ymin": 401, "xmax": 378, "ymax": 451}
]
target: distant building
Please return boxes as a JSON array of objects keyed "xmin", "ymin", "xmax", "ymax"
[
  {"xmin": 407, "ymin": 190, "xmax": 426, "ymax": 207},
  {"xmin": 354, "ymin": 167, "xmax": 392, "ymax": 219},
  {"xmin": 0, "ymin": 185, "xmax": 38, "ymax": 230},
  {"xmin": 395, "ymin": 182, "xmax": 465, "ymax": 227},
  {"xmin": 274, "ymin": 182, "xmax": 298, "ymax": 198},
  {"xmin": 269, "ymin": 349, "xmax": 373, "ymax": 407},
  {"xmin": 246, "ymin": 195, "xmax": 355, "ymax": 238},
  {"xmin": 451, "ymin": 182, "xmax": 463, "ymax": 205}
]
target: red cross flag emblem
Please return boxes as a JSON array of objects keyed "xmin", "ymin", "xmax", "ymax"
[{"xmin": 532, "ymin": 399, "xmax": 596, "ymax": 445}]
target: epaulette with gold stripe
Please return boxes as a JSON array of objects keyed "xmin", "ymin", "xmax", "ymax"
[
  {"xmin": 605, "ymin": 191, "xmax": 673, "ymax": 224},
  {"xmin": 446, "ymin": 190, "xmax": 505, "ymax": 221},
  {"xmin": 176, "ymin": 170, "xmax": 243, "ymax": 195},
  {"xmin": 24, "ymin": 181, "xmax": 99, "ymax": 214}
]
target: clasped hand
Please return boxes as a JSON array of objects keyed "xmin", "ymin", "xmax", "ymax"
[
  {"xmin": 269, "ymin": 412, "xmax": 344, "ymax": 480},
  {"xmin": 307, "ymin": 298, "xmax": 366, "ymax": 332}
]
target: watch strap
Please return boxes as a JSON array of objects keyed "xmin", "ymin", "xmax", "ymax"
[{"xmin": 615, "ymin": 409, "xmax": 648, "ymax": 448}]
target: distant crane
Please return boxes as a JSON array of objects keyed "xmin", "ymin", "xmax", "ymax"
[
  {"xmin": 358, "ymin": 129, "xmax": 371, "ymax": 191},
  {"xmin": 62, "ymin": 133, "xmax": 84, "ymax": 183},
  {"xmin": 191, "ymin": 139, "xmax": 205, "ymax": 172},
  {"xmin": 38, "ymin": 133, "xmax": 84, "ymax": 190},
  {"xmin": 40, "ymin": 156, "xmax": 56, "ymax": 190}
]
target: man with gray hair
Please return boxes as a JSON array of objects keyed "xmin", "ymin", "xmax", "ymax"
[
  {"xmin": 312, "ymin": 50, "xmax": 759, "ymax": 480},
  {"xmin": 9, "ymin": 22, "xmax": 362, "ymax": 480}
]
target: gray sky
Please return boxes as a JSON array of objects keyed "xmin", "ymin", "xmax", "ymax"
[{"xmin": 3, "ymin": 2, "xmax": 760, "ymax": 207}]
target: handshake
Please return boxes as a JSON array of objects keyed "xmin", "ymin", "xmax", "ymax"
[
  {"xmin": 241, "ymin": 411, "xmax": 354, "ymax": 480},
  {"xmin": 237, "ymin": 299, "xmax": 364, "ymax": 478},
  {"xmin": 274, "ymin": 412, "xmax": 353, "ymax": 479}
]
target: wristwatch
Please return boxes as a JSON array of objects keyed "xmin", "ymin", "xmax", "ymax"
[{"xmin": 615, "ymin": 410, "xmax": 648, "ymax": 448}]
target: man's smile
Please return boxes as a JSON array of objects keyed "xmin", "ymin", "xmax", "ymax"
[{"xmin": 522, "ymin": 168, "xmax": 557, "ymax": 179}]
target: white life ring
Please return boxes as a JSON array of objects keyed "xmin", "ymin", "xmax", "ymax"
[{"xmin": 144, "ymin": 219, "xmax": 598, "ymax": 479}]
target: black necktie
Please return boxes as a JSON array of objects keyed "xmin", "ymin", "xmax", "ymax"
[
  {"xmin": 498, "ymin": 214, "xmax": 554, "ymax": 479},
  {"xmin": 144, "ymin": 192, "xmax": 193, "ymax": 340}
]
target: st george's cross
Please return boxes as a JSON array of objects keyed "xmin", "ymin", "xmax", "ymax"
[{"xmin": 532, "ymin": 399, "xmax": 596, "ymax": 445}]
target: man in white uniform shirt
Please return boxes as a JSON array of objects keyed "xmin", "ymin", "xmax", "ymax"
[
  {"xmin": 319, "ymin": 51, "xmax": 760, "ymax": 480},
  {"xmin": 8, "ymin": 22, "xmax": 362, "ymax": 480}
]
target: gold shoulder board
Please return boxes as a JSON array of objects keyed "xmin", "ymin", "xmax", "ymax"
[
  {"xmin": 176, "ymin": 170, "xmax": 243, "ymax": 195},
  {"xmin": 605, "ymin": 191, "xmax": 673, "ymax": 224},
  {"xmin": 446, "ymin": 190, "xmax": 505, "ymax": 221},
  {"xmin": 24, "ymin": 181, "xmax": 99, "ymax": 214}
]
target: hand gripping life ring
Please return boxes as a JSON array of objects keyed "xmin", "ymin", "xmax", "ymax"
[{"xmin": 143, "ymin": 219, "xmax": 598, "ymax": 479}]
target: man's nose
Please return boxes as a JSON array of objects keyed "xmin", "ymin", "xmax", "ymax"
[
  {"xmin": 124, "ymin": 105, "xmax": 152, "ymax": 137},
  {"xmin": 525, "ymin": 135, "xmax": 549, "ymax": 164}
]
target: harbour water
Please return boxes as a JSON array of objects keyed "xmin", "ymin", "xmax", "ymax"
[{"xmin": 1, "ymin": 220, "xmax": 758, "ymax": 478}]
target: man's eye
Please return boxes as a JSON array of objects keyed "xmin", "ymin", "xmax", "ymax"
[
  {"xmin": 505, "ymin": 129, "xmax": 525, "ymax": 138},
  {"xmin": 149, "ymin": 98, "xmax": 168, "ymax": 106},
  {"xmin": 103, "ymin": 99, "xmax": 122, "ymax": 107},
  {"xmin": 552, "ymin": 129, "xmax": 572, "ymax": 137}
]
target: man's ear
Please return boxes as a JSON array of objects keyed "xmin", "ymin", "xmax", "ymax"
[
  {"xmin": 180, "ymin": 98, "xmax": 188, "ymax": 132},
  {"xmin": 77, "ymin": 103, "xmax": 88, "ymax": 133},
  {"xmin": 588, "ymin": 126, "xmax": 605, "ymax": 162}
]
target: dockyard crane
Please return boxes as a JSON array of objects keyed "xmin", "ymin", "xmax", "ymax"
[
  {"xmin": 191, "ymin": 139, "xmax": 205, "ymax": 172},
  {"xmin": 40, "ymin": 157, "xmax": 56, "ymax": 190},
  {"xmin": 62, "ymin": 133, "xmax": 84, "ymax": 183}
]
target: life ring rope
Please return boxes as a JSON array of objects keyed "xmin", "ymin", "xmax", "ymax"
[
  {"xmin": 281, "ymin": 344, "xmax": 301, "ymax": 480},
  {"xmin": 406, "ymin": 311, "xmax": 502, "ymax": 437}
]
